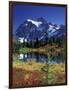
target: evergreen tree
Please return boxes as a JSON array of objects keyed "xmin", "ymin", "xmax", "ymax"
[
  {"xmin": 35, "ymin": 38, "xmax": 39, "ymax": 48},
  {"xmin": 44, "ymin": 30, "xmax": 48, "ymax": 45}
]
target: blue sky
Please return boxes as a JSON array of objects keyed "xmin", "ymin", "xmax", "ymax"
[{"xmin": 13, "ymin": 4, "xmax": 65, "ymax": 34}]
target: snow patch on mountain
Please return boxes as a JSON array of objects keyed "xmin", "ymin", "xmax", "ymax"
[
  {"xmin": 48, "ymin": 24, "xmax": 60, "ymax": 33},
  {"xmin": 56, "ymin": 25, "xmax": 60, "ymax": 29},
  {"xmin": 39, "ymin": 36, "xmax": 44, "ymax": 40},
  {"xmin": 48, "ymin": 25, "xmax": 54, "ymax": 31},
  {"xmin": 27, "ymin": 19, "xmax": 42, "ymax": 27},
  {"xmin": 25, "ymin": 23, "xmax": 28, "ymax": 26}
]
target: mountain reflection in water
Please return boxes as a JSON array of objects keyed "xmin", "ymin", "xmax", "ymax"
[{"xmin": 15, "ymin": 52, "xmax": 64, "ymax": 64}]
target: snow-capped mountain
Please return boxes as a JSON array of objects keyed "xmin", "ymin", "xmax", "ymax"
[{"xmin": 15, "ymin": 17, "xmax": 65, "ymax": 42}]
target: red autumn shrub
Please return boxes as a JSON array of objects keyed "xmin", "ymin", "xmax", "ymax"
[{"xmin": 24, "ymin": 71, "xmax": 42, "ymax": 86}]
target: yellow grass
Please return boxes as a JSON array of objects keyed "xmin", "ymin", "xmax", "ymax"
[
  {"xmin": 13, "ymin": 60, "xmax": 65, "ymax": 73},
  {"xmin": 13, "ymin": 60, "xmax": 45, "ymax": 71}
]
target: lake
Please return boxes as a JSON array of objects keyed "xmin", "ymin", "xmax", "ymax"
[{"xmin": 14, "ymin": 52, "xmax": 65, "ymax": 64}]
